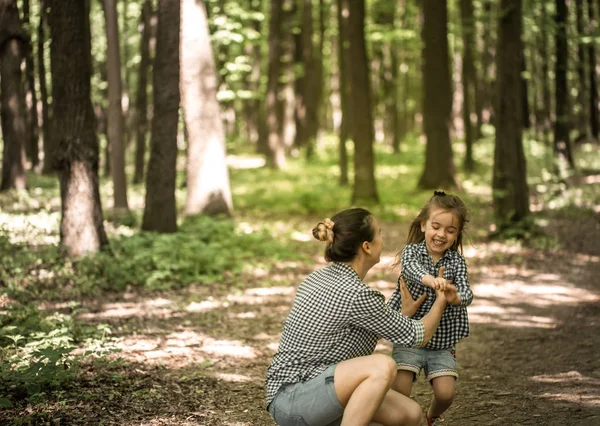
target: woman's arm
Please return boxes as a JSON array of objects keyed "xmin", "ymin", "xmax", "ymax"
[
  {"xmin": 349, "ymin": 284, "xmax": 446, "ymax": 348},
  {"xmin": 417, "ymin": 290, "xmax": 447, "ymax": 346}
]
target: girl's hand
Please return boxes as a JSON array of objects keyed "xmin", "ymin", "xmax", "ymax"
[
  {"xmin": 400, "ymin": 276, "xmax": 426, "ymax": 317},
  {"xmin": 423, "ymin": 267, "xmax": 452, "ymax": 290}
]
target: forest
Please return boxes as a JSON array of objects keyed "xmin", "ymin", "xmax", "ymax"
[{"xmin": 0, "ymin": 0, "xmax": 599, "ymax": 424}]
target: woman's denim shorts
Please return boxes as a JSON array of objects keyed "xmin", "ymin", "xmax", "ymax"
[{"xmin": 268, "ymin": 364, "xmax": 344, "ymax": 426}]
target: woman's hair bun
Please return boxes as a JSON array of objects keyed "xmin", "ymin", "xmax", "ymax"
[{"xmin": 312, "ymin": 218, "xmax": 335, "ymax": 244}]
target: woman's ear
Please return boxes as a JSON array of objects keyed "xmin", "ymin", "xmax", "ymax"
[{"xmin": 361, "ymin": 240, "xmax": 370, "ymax": 254}]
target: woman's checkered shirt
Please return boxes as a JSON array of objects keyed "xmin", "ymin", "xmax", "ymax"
[
  {"xmin": 265, "ymin": 262, "xmax": 425, "ymax": 407},
  {"xmin": 389, "ymin": 241, "xmax": 473, "ymax": 350}
]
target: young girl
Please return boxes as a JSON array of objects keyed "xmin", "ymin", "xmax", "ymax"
[{"xmin": 388, "ymin": 191, "xmax": 474, "ymax": 426}]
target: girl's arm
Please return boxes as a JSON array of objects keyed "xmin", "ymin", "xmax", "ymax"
[
  {"xmin": 401, "ymin": 244, "xmax": 429, "ymax": 285},
  {"xmin": 402, "ymin": 244, "xmax": 445, "ymax": 289},
  {"xmin": 448, "ymin": 254, "xmax": 473, "ymax": 307}
]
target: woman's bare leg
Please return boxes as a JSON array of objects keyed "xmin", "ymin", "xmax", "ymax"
[
  {"xmin": 372, "ymin": 387, "xmax": 423, "ymax": 426},
  {"xmin": 427, "ymin": 376, "xmax": 456, "ymax": 419},
  {"xmin": 334, "ymin": 354, "xmax": 422, "ymax": 426},
  {"xmin": 334, "ymin": 354, "xmax": 396, "ymax": 426}
]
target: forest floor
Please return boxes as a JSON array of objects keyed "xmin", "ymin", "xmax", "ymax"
[{"xmin": 2, "ymin": 212, "xmax": 600, "ymax": 426}]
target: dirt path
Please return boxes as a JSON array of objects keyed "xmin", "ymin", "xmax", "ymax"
[{"xmin": 2, "ymin": 216, "xmax": 599, "ymax": 425}]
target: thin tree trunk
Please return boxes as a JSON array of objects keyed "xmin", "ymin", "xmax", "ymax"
[
  {"xmin": 133, "ymin": 0, "xmax": 151, "ymax": 184},
  {"xmin": 39, "ymin": 0, "xmax": 54, "ymax": 174},
  {"xmin": 48, "ymin": 0, "xmax": 108, "ymax": 255},
  {"xmin": 460, "ymin": 0, "xmax": 476, "ymax": 171},
  {"xmin": 575, "ymin": 0, "xmax": 588, "ymax": 138},
  {"xmin": 21, "ymin": 0, "xmax": 39, "ymax": 170},
  {"xmin": 141, "ymin": 0, "xmax": 180, "ymax": 232},
  {"xmin": 265, "ymin": 0, "xmax": 286, "ymax": 168},
  {"xmin": 181, "ymin": 0, "xmax": 233, "ymax": 216},
  {"xmin": 336, "ymin": 0, "xmax": 349, "ymax": 185},
  {"xmin": 521, "ymin": 51, "xmax": 530, "ymax": 129},
  {"xmin": 243, "ymin": 0, "xmax": 262, "ymax": 148},
  {"xmin": 347, "ymin": 0, "xmax": 378, "ymax": 203},
  {"xmin": 103, "ymin": 0, "xmax": 129, "ymax": 210},
  {"xmin": 0, "ymin": 0, "xmax": 28, "ymax": 191},
  {"xmin": 541, "ymin": 2, "xmax": 552, "ymax": 144},
  {"xmin": 493, "ymin": 0, "xmax": 529, "ymax": 231},
  {"xmin": 588, "ymin": 0, "xmax": 599, "ymax": 140},
  {"xmin": 554, "ymin": 0, "xmax": 575, "ymax": 172}
]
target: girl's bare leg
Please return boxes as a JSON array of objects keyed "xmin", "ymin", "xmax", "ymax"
[
  {"xmin": 334, "ymin": 354, "xmax": 422, "ymax": 426},
  {"xmin": 392, "ymin": 370, "xmax": 415, "ymax": 397},
  {"xmin": 427, "ymin": 376, "xmax": 456, "ymax": 419}
]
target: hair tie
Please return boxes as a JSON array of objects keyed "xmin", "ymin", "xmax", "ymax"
[{"xmin": 433, "ymin": 190, "xmax": 446, "ymax": 197}]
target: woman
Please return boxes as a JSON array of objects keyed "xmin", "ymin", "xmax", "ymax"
[{"xmin": 266, "ymin": 208, "xmax": 451, "ymax": 426}]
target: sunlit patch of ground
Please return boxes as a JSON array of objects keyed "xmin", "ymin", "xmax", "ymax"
[
  {"xmin": 532, "ymin": 371, "xmax": 600, "ymax": 407},
  {"xmin": 79, "ymin": 297, "xmax": 177, "ymax": 320}
]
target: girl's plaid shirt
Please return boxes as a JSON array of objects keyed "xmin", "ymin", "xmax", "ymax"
[
  {"xmin": 266, "ymin": 262, "xmax": 425, "ymax": 408},
  {"xmin": 389, "ymin": 241, "xmax": 474, "ymax": 350}
]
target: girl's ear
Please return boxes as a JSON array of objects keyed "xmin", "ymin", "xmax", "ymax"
[{"xmin": 420, "ymin": 221, "xmax": 426, "ymax": 232}]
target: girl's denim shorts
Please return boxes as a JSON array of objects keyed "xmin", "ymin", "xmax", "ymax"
[
  {"xmin": 268, "ymin": 364, "xmax": 344, "ymax": 426},
  {"xmin": 392, "ymin": 345, "xmax": 458, "ymax": 382}
]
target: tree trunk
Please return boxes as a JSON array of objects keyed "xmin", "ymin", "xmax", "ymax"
[
  {"xmin": 374, "ymin": 0, "xmax": 398, "ymax": 151},
  {"xmin": 540, "ymin": 2, "xmax": 552, "ymax": 143},
  {"xmin": 554, "ymin": 0, "xmax": 575, "ymax": 173},
  {"xmin": 336, "ymin": 0, "xmax": 349, "ymax": 185},
  {"xmin": 103, "ymin": 0, "xmax": 129, "ymax": 210},
  {"xmin": 141, "ymin": 0, "xmax": 180, "ymax": 233},
  {"xmin": 48, "ymin": 0, "xmax": 108, "ymax": 255},
  {"xmin": 493, "ymin": 0, "xmax": 529, "ymax": 230},
  {"xmin": 460, "ymin": 0, "xmax": 476, "ymax": 171},
  {"xmin": 133, "ymin": 0, "xmax": 151, "ymax": 184},
  {"xmin": 475, "ymin": 0, "xmax": 494, "ymax": 136},
  {"xmin": 243, "ymin": 0, "xmax": 262, "ymax": 148},
  {"xmin": 418, "ymin": 0, "xmax": 459, "ymax": 189},
  {"xmin": 121, "ymin": 0, "xmax": 131, "ymax": 147},
  {"xmin": 21, "ymin": 0, "xmax": 40, "ymax": 170},
  {"xmin": 520, "ymin": 47, "xmax": 530, "ymax": 129},
  {"xmin": 264, "ymin": 0, "xmax": 286, "ymax": 168},
  {"xmin": 575, "ymin": 0, "xmax": 588, "ymax": 138},
  {"xmin": 295, "ymin": 0, "xmax": 319, "ymax": 158},
  {"xmin": 39, "ymin": 0, "xmax": 54, "ymax": 174},
  {"xmin": 181, "ymin": 0, "xmax": 233, "ymax": 217},
  {"xmin": 0, "ymin": 0, "xmax": 28, "ymax": 191},
  {"xmin": 588, "ymin": 0, "xmax": 599, "ymax": 140},
  {"xmin": 347, "ymin": 0, "xmax": 378, "ymax": 203}
]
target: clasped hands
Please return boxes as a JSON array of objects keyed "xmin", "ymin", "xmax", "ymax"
[{"xmin": 400, "ymin": 266, "xmax": 460, "ymax": 317}]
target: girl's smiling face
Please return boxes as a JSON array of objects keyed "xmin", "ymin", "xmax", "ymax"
[{"xmin": 420, "ymin": 206, "xmax": 460, "ymax": 262}]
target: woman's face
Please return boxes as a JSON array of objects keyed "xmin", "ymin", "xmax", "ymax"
[{"xmin": 369, "ymin": 217, "xmax": 384, "ymax": 264}]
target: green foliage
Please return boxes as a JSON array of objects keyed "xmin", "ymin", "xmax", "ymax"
[
  {"xmin": 72, "ymin": 215, "xmax": 300, "ymax": 292},
  {"xmin": 0, "ymin": 302, "xmax": 116, "ymax": 406}
]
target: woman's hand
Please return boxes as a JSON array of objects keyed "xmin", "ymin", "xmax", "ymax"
[
  {"xmin": 440, "ymin": 284, "xmax": 461, "ymax": 305},
  {"xmin": 400, "ymin": 276, "xmax": 426, "ymax": 317}
]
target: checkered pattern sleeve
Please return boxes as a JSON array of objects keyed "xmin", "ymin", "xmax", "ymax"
[
  {"xmin": 401, "ymin": 244, "xmax": 427, "ymax": 285},
  {"xmin": 350, "ymin": 286, "xmax": 424, "ymax": 348},
  {"xmin": 452, "ymin": 253, "xmax": 473, "ymax": 307}
]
